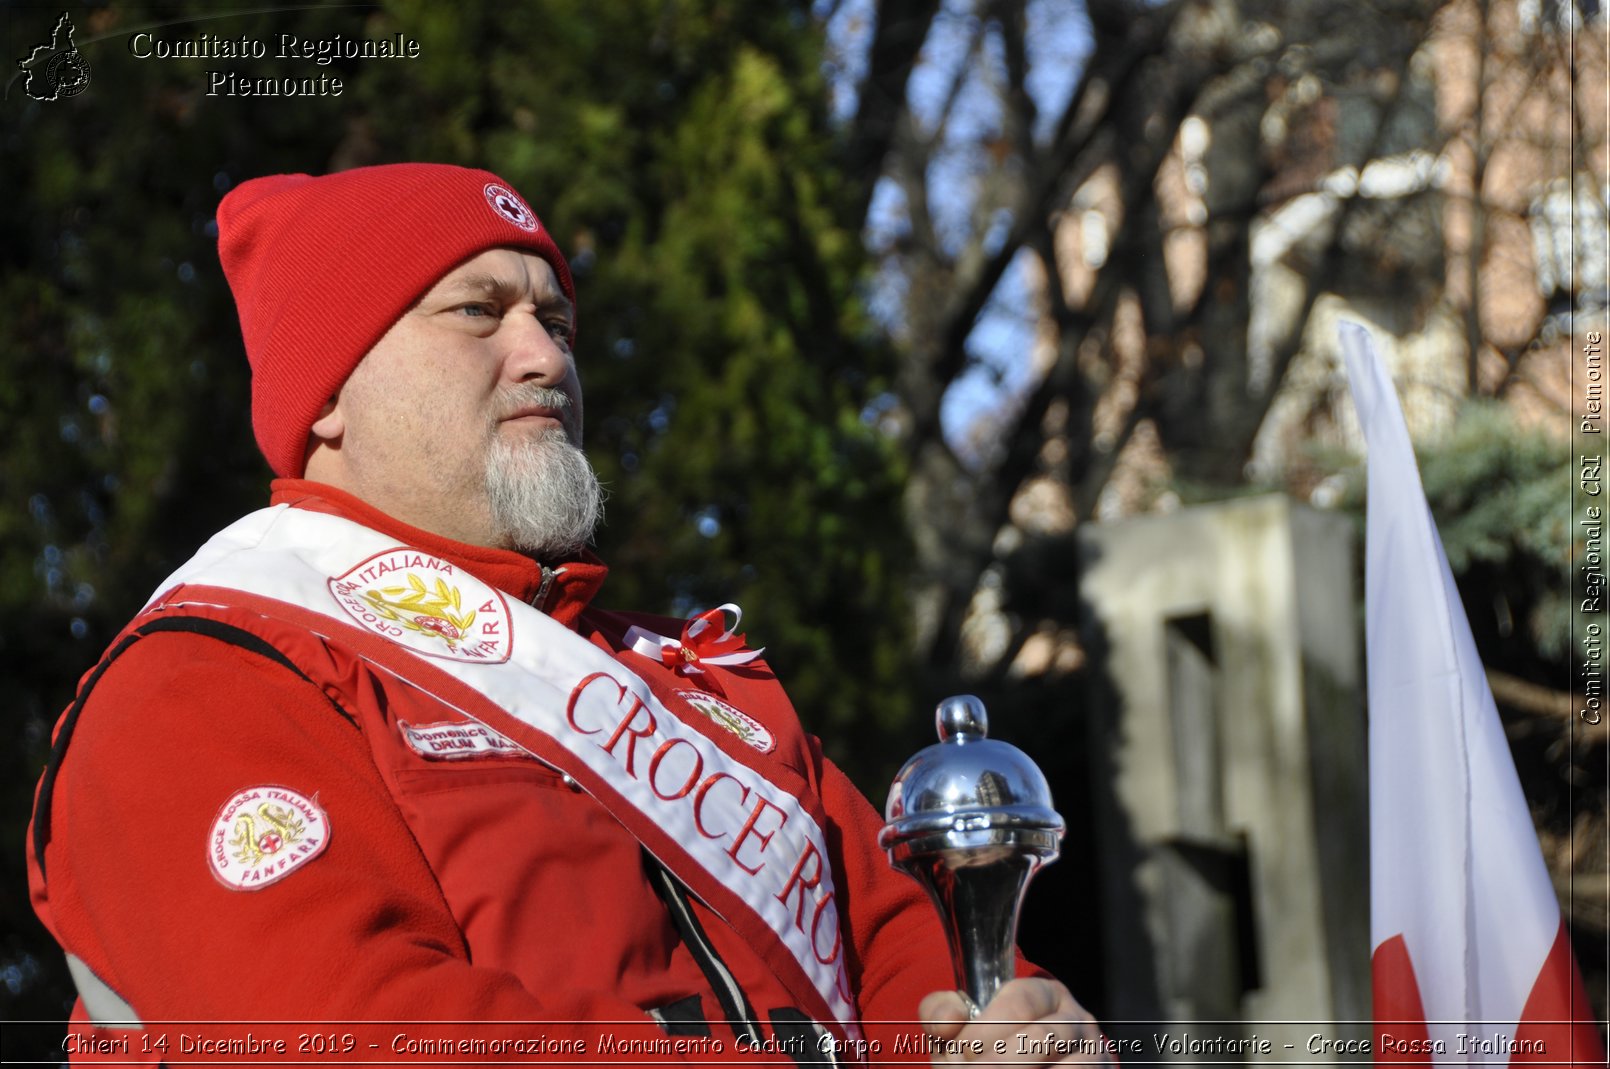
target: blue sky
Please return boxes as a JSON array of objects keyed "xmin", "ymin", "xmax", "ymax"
[{"xmin": 817, "ymin": 0, "xmax": 1094, "ymax": 461}]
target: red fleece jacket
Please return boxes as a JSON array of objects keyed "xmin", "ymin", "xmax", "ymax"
[{"xmin": 29, "ymin": 482, "xmax": 1024, "ymax": 1065}]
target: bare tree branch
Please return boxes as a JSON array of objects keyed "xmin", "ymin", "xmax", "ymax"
[
  {"xmin": 845, "ymin": 0, "xmax": 941, "ymax": 224},
  {"xmin": 904, "ymin": 3, "xmax": 1187, "ymax": 455}
]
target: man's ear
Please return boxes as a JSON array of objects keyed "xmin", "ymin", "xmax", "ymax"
[{"xmin": 308, "ymin": 396, "xmax": 344, "ymax": 445}]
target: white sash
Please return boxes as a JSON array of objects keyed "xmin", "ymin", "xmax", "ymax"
[{"xmin": 148, "ymin": 505, "xmax": 861, "ymax": 1039}]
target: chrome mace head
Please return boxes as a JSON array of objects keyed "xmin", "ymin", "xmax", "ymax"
[{"xmin": 880, "ymin": 695, "xmax": 1064, "ymax": 1013}]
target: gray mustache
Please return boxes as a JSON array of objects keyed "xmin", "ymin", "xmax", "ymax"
[
  {"xmin": 495, "ymin": 384, "xmax": 582, "ymax": 444},
  {"xmin": 498, "ymin": 385, "xmax": 573, "ymax": 418}
]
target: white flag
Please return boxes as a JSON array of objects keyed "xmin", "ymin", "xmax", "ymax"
[{"xmin": 1341, "ymin": 321, "xmax": 1601, "ymax": 1067}]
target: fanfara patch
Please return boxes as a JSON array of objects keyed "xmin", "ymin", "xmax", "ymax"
[
  {"xmin": 483, "ymin": 183, "xmax": 538, "ymax": 232},
  {"xmin": 676, "ymin": 690, "xmax": 776, "ymax": 753},
  {"xmin": 208, "ymin": 785, "xmax": 329, "ymax": 891},
  {"xmin": 328, "ymin": 548, "xmax": 513, "ymax": 663},
  {"xmin": 399, "ymin": 719, "xmax": 533, "ymax": 760}
]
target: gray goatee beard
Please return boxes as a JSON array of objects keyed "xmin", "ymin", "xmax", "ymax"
[{"xmin": 485, "ymin": 391, "xmax": 603, "ymax": 559}]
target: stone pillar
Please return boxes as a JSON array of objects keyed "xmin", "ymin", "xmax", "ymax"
[{"xmin": 1077, "ymin": 494, "xmax": 1368, "ymax": 1057}]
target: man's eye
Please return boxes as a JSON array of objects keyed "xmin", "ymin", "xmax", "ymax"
[
  {"xmin": 545, "ymin": 320, "xmax": 575, "ymax": 344},
  {"xmin": 458, "ymin": 304, "xmax": 494, "ymax": 318}
]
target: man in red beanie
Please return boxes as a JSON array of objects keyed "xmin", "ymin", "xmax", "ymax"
[{"xmin": 28, "ymin": 164, "xmax": 1107, "ymax": 1065}]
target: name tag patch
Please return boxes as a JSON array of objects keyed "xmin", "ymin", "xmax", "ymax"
[{"xmin": 399, "ymin": 719, "xmax": 533, "ymax": 760}]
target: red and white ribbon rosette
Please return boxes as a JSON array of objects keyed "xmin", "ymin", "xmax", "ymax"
[{"xmin": 624, "ymin": 603, "xmax": 765, "ymax": 676}]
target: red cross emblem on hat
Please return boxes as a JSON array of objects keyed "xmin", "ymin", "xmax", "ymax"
[{"xmin": 483, "ymin": 183, "xmax": 538, "ymax": 232}]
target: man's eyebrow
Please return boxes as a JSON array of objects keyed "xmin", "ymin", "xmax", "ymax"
[
  {"xmin": 436, "ymin": 273, "xmax": 575, "ymax": 320},
  {"xmin": 537, "ymin": 291, "xmax": 576, "ymax": 324},
  {"xmin": 437, "ymin": 273, "xmax": 523, "ymax": 300}
]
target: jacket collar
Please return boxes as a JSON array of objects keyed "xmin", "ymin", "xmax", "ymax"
[{"xmin": 267, "ymin": 479, "xmax": 607, "ymax": 629}]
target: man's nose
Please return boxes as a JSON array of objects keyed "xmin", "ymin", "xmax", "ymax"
[{"xmin": 504, "ymin": 313, "xmax": 573, "ymax": 384}]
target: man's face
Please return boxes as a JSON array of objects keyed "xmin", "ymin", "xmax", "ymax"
[{"xmin": 308, "ymin": 247, "xmax": 602, "ymax": 555}]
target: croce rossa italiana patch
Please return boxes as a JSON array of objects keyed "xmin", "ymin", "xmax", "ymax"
[
  {"xmin": 676, "ymin": 689, "xmax": 776, "ymax": 753},
  {"xmin": 327, "ymin": 548, "xmax": 513, "ymax": 663},
  {"xmin": 207, "ymin": 785, "xmax": 329, "ymax": 890}
]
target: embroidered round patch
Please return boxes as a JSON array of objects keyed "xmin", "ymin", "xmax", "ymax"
[
  {"xmin": 483, "ymin": 183, "xmax": 538, "ymax": 232},
  {"xmin": 328, "ymin": 548, "xmax": 513, "ymax": 663},
  {"xmin": 677, "ymin": 690, "xmax": 777, "ymax": 753},
  {"xmin": 208, "ymin": 785, "xmax": 330, "ymax": 891}
]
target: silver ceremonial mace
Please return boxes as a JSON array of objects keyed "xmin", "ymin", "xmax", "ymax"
[{"xmin": 880, "ymin": 695, "xmax": 1064, "ymax": 1015}]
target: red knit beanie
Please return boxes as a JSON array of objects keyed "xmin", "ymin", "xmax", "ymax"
[{"xmin": 216, "ymin": 163, "xmax": 576, "ymax": 478}]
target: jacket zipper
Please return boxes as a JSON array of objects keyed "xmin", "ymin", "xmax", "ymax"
[
  {"xmin": 532, "ymin": 565, "xmax": 563, "ymax": 612},
  {"xmin": 531, "ymin": 565, "xmax": 577, "ymax": 789},
  {"xmin": 644, "ymin": 853, "xmax": 764, "ymax": 1046}
]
